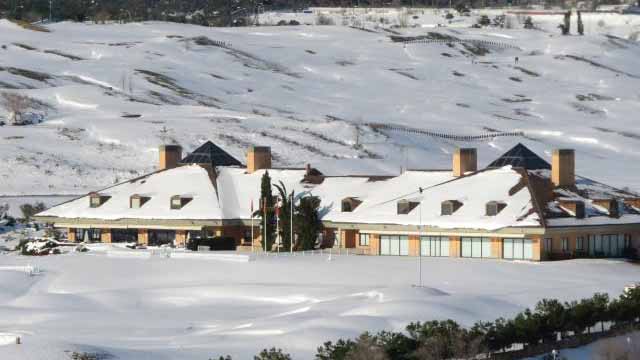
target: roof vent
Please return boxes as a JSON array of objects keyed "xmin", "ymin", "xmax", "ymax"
[
  {"xmin": 441, "ymin": 200, "xmax": 463, "ymax": 216},
  {"xmin": 170, "ymin": 195, "xmax": 193, "ymax": 210},
  {"xmin": 397, "ymin": 200, "xmax": 419, "ymax": 215},
  {"xmin": 89, "ymin": 192, "xmax": 110, "ymax": 208},
  {"xmin": 341, "ymin": 197, "xmax": 362, "ymax": 212},
  {"xmin": 130, "ymin": 194, "xmax": 150, "ymax": 209},
  {"xmin": 558, "ymin": 199, "xmax": 585, "ymax": 219},
  {"xmin": 486, "ymin": 201, "xmax": 507, "ymax": 216}
]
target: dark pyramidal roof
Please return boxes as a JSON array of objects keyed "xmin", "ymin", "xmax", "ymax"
[
  {"xmin": 180, "ymin": 141, "xmax": 243, "ymax": 167},
  {"xmin": 487, "ymin": 143, "xmax": 551, "ymax": 170}
]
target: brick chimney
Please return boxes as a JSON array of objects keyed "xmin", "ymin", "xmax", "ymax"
[
  {"xmin": 453, "ymin": 148, "xmax": 477, "ymax": 177},
  {"xmin": 552, "ymin": 149, "xmax": 575, "ymax": 187},
  {"xmin": 247, "ymin": 146, "xmax": 272, "ymax": 174},
  {"xmin": 159, "ymin": 145, "xmax": 182, "ymax": 170}
]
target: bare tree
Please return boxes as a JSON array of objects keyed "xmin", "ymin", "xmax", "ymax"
[{"xmin": 1, "ymin": 92, "xmax": 32, "ymax": 125}]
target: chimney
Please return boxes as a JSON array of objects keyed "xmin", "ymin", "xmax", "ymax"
[
  {"xmin": 159, "ymin": 145, "xmax": 182, "ymax": 170},
  {"xmin": 552, "ymin": 149, "xmax": 575, "ymax": 187},
  {"xmin": 453, "ymin": 148, "xmax": 477, "ymax": 177},
  {"xmin": 305, "ymin": 163, "xmax": 311, "ymax": 176},
  {"xmin": 247, "ymin": 146, "xmax": 272, "ymax": 173}
]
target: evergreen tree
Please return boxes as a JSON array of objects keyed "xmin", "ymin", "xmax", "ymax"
[
  {"xmin": 294, "ymin": 196, "xmax": 322, "ymax": 251},
  {"xmin": 273, "ymin": 181, "xmax": 293, "ymax": 252},
  {"xmin": 257, "ymin": 171, "xmax": 276, "ymax": 251}
]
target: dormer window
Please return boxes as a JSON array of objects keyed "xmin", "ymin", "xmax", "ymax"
[
  {"xmin": 558, "ymin": 199, "xmax": 585, "ymax": 219},
  {"xmin": 341, "ymin": 197, "xmax": 362, "ymax": 212},
  {"xmin": 171, "ymin": 195, "xmax": 192, "ymax": 210},
  {"xmin": 486, "ymin": 201, "xmax": 507, "ymax": 216},
  {"xmin": 593, "ymin": 198, "xmax": 620, "ymax": 218},
  {"xmin": 89, "ymin": 192, "xmax": 110, "ymax": 208},
  {"xmin": 130, "ymin": 194, "xmax": 150, "ymax": 209},
  {"xmin": 441, "ymin": 200, "xmax": 462, "ymax": 216},
  {"xmin": 397, "ymin": 200, "xmax": 419, "ymax": 215}
]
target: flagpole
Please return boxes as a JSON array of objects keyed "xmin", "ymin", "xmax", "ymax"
[
  {"xmin": 251, "ymin": 199, "xmax": 254, "ymax": 253},
  {"xmin": 290, "ymin": 192, "xmax": 293, "ymax": 254},
  {"xmin": 263, "ymin": 198, "xmax": 267, "ymax": 252},
  {"xmin": 276, "ymin": 203, "xmax": 280, "ymax": 254}
]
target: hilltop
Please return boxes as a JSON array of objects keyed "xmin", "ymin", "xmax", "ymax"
[{"xmin": 0, "ymin": 10, "xmax": 639, "ymax": 197}]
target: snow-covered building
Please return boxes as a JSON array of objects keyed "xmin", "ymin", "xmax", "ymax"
[{"xmin": 35, "ymin": 142, "xmax": 640, "ymax": 261}]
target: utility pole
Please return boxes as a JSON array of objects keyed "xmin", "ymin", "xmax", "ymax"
[{"xmin": 49, "ymin": 0, "xmax": 52, "ymax": 22}]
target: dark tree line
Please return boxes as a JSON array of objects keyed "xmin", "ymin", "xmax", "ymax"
[
  {"xmin": 315, "ymin": 288, "xmax": 640, "ymax": 359},
  {"xmin": 1, "ymin": 0, "xmax": 579, "ymax": 26}
]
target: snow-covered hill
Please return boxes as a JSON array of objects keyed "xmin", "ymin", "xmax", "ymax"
[{"xmin": 1, "ymin": 10, "xmax": 640, "ymax": 197}]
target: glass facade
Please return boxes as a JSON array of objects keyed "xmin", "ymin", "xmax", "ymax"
[
  {"xmin": 420, "ymin": 236, "xmax": 450, "ymax": 257},
  {"xmin": 461, "ymin": 237, "xmax": 493, "ymax": 258},
  {"xmin": 379, "ymin": 235, "xmax": 409, "ymax": 256},
  {"xmin": 503, "ymin": 238, "xmax": 533, "ymax": 260}
]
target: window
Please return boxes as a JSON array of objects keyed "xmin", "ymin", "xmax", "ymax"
[
  {"xmin": 75, "ymin": 228, "xmax": 101, "ymax": 242},
  {"xmin": 624, "ymin": 234, "xmax": 632, "ymax": 249},
  {"xmin": 379, "ymin": 235, "xmax": 409, "ymax": 256},
  {"xmin": 112, "ymin": 229, "xmax": 138, "ymax": 243},
  {"xmin": 171, "ymin": 195, "xmax": 192, "ymax": 210},
  {"xmin": 420, "ymin": 236, "xmax": 450, "ymax": 257},
  {"xmin": 461, "ymin": 237, "xmax": 493, "ymax": 258},
  {"xmin": 576, "ymin": 236, "xmax": 585, "ymax": 251},
  {"xmin": 334, "ymin": 231, "xmax": 341, "ymax": 247},
  {"xmin": 397, "ymin": 201, "xmax": 419, "ymax": 215},
  {"xmin": 503, "ymin": 238, "xmax": 533, "ymax": 260},
  {"xmin": 486, "ymin": 201, "xmax": 507, "ymax": 216},
  {"xmin": 544, "ymin": 238, "xmax": 552, "ymax": 252},
  {"xmin": 562, "ymin": 237, "xmax": 569, "ymax": 252},
  {"xmin": 359, "ymin": 233, "xmax": 370, "ymax": 246},
  {"xmin": 149, "ymin": 230, "xmax": 176, "ymax": 246},
  {"xmin": 89, "ymin": 193, "xmax": 109, "ymax": 208},
  {"xmin": 441, "ymin": 200, "xmax": 463, "ymax": 215}
]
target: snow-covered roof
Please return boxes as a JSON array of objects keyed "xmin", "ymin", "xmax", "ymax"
[
  {"xmin": 38, "ymin": 165, "xmax": 223, "ymax": 220},
  {"xmin": 39, "ymin": 151, "xmax": 640, "ymax": 230},
  {"xmin": 528, "ymin": 169, "xmax": 640, "ymax": 227}
]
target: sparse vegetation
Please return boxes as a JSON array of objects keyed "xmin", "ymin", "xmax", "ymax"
[{"xmin": 316, "ymin": 13, "xmax": 335, "ymax": 26}]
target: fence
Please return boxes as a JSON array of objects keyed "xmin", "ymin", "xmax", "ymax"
[
  {"xmin": 0, "ymin": 265, "xmax": 42, "ymax": 276},
  {"xmin": 402, "ymin": 38, "xmax": 520, "ymax": 50},
  {"xmin": 367, "ymin": 123, "xmax": 525, "ymax": 142},
  {"xmin": 249, "ymin": 247, "xmax": 373, "ymax": 257}
]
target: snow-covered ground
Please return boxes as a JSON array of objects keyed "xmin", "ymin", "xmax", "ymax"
[
  {"xmin": 1, "ymin": 10, "xmax": 640, "ymax": 205},
  {"xmin": 0, "ymin": 248, "xmax": 639, "ymax": 359}
]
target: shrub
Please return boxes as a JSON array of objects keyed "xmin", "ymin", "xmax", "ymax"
[
  {"xmin": 288, "ymin": 20, "xmax": 300, "ymax": 26},
  {"xmin": 254, "ymin": 348, "xmax": 291, "ymax": 360},
  {"xmin": 276, "ymin": 20, "xmax": 287, "ymax": 26},
  {"xmin": 316, "ymin": 13, "xmax": 334, "ymax": 26}
]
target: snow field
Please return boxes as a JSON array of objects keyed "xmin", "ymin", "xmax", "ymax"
[{"xmin": 0, "ymin": 249, "xmax": 639, "ymax": 358}]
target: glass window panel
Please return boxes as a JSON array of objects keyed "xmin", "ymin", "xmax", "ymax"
[
  {"xmin": 472, "ymin": 238, "xmax": 482, "ymax": 258},
  {"xmin": 514, "ymin": 239, "xmax": 524, "ymax": 259},
  {"xmin": 503, "ymin": 239, "xmax": 514, "ymax": 259},
  {"xmin": 400, "ymin": 236, "xmax": 409, "ymax": 256},
  {"xmin": 462, "ymin": 238, "xmax": 472, "ymax": 257},
  {"xmin": 420, "ymin": 237, "xmax": 429, "ymax": 256},
  {"xmin": 440, "ymin": 237, "xmax": 450, "ymax": 257},
  {"xmin": 482, "ymin": 238, "xmax": 491, "ymax": 258},
  {"xmin": 523, "ymin": 240, "xmax": 533, "ymax": 259},
  {"xmin": 380, "ymin": 236, "xmax": 390, "ymax": 255}
]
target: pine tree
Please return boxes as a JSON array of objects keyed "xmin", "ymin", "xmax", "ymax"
[
  {"xmin": 273, "ymin": 181, "xmax": 293, "ymax": 252},
  {"xmin": 294, "ymin": 196, "xmax": 322, "ymax": 251},
  {"xmin": 257, "ymin": 171, "xmax": 276, "ymax": 251}
]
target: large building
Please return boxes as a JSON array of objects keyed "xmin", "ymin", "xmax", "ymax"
[{"xmin": 35, "ymin": 142, "xmax": 640, "ymax": 261}]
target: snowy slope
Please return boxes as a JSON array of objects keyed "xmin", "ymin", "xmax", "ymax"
[{"xmin": 1, "ymin": 11, "xmax": 640, "ymax": 200}]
